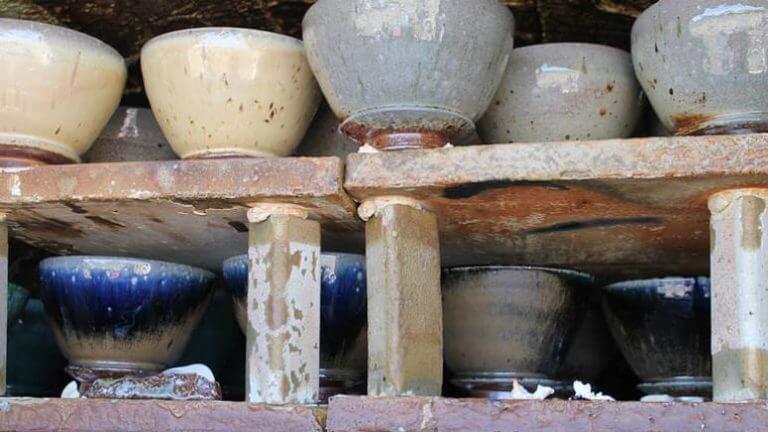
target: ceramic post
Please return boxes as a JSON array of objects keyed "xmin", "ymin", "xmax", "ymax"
[
  {"xmin": 362, "ymin": 200, "xmax": 442, "ymax": 396},
  {"xmin": 0, "ymin": 217, "xmax": 7, "ymax": 395},
  {"xmin": 709, "ymin": 189, "xmax": 768, "ymax": 401},
  {"xmin": 246, "ymin": 208, "xmax": 321, "ymax": 404}
]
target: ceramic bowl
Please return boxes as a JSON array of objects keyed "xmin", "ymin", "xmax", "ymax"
[
  {"xmin": 602, "ymin": 277, "xmax": 711, "ymax": 397},
  {"xmin": 8, "ymin": 282, "xmax": 30, "ymax": 326},
  {"xmin": 38, "ymin": 256, "xmax": 215, "ymax": 375},
  {"xmin": 303, "ymin": 0, "xmax": 514, "ymax": 151},
  {"xmin": 442, "ymin": 266, "xmax": 592, "ymax": 397},
  {"xmin": 632, "ymin": 0, "xmax": 768, "ymax": 135},
  {"xmin": 295, "ymin": 102, "xmax": 360, "ymax": 158},
  {"xmin": 479, "ymin": 43, "xmax": 644, "ymax": 144},
  {"xmin": 223, "ymin": 252, "xmax": 367, "ymax": 399},
  {"xmin": 0, "ymin": 18, "xmax": 126, "ymax": 166},
  {"xmin": 141, "ymin": 27, "xmax": 321, "ymax": 159},
  {"xmin": 7, "ymin": 298, "xmax": 70, "ymax": 397},
  {"xmin": 83, "ymin": 107, "xmax": 177, "ymax": 163}
]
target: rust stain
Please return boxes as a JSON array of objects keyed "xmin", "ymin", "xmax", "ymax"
[
  {"xmin": 599, "ymin": 107, "xmax": 607, "ymax": 116},
  {"xmin": 672, "ymin": 113, "xmax": 714, "ymax": 136},
  {"xmin": 740, "ymin": 196, "xmax": 765, "ymax": 251},
  {"xmin": 341, "ymin": 121, "xmax": 462, "ymax": 151}
]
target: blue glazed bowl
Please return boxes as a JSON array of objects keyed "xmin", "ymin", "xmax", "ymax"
[
  {"xmin": 39, "ymin": 256, "xmax": 215, "ymax": 375},
  {"xmin": 602, "ymin": 277, "xmax": 711, "ymax": 397},
  {"xmin": 222, "ymin": 253, "xmax": 367, "ymax": 373}
]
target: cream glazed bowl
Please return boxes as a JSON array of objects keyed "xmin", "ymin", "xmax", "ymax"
[
  {"xmin": 141, "ymin": 27, "xmax": 321, "ymax": 159},
  {"xmin": 0, "ymin": 19, "xmax": 126, "ymax": 166},
  {"xmin": 478, "ymin": 43, "xmax": 644, "ymax": 144}
]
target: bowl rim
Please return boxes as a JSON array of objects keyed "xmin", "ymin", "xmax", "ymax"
[
  {"xmin": 512, "ymin": 42, "xmax": 630, "ymax": 58},
  {"xmin": 0, "ymin": 18, "xmax": 123, "ymax": 61},
  {"xmin": 39, "ymin": 255, "xmax": 215, "ymax": 280},
  {"xmin": 602, "ymin": 276, "xmax": 710, "ymax": 292},
  {"xmin": 442, "ymin": 265, "xmax": 593, "ymax": 282},
  {"xmin": 141, "ymin": 27, "xmax": 304, "ymax": 53}
]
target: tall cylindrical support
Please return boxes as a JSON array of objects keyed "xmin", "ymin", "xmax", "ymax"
[
  {"xmin": 245, "ymin": 208, "xmax": 321, "ymax": 404},
  {"xmin": 710, "ymin": 189, "xmax": 768, "ymax": 402},
  {"xmin": 362, "ymin": 200, "xmax": 443, "ymax": 396},
  {"xmin": 0, "ymin": 218, "xmax": 7, "ymax": 396}
]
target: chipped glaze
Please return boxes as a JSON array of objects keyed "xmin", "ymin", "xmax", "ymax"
[
  {"xmin": 442, "ymin": 266, "xmax": 592, "ymax": 396},
  {"xmin": 0, "ymin": 18, "xmax": 126, "ymax": 165},
  {"xmin": 38, "ymin": 256, "xmax": 215, "ymax": 375},
  {"xmin": 303, "ymin": 0, "xmax": 514, "ymax": 150},
  {"xmin": 632, "ymin": 0, "xmax": 768, "ymax": 135},
  {"xmin": 602, "ymin": 277, "xmax": 711, "ymax": 397},
  {"xmin": 479, "ymin": 43, "xmax": 644, "ymax": 144},
  {"xmin": 141, "ymin": 27, "xmax": 321, "ymax": 159}
]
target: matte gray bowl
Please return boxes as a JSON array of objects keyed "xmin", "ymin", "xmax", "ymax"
[
  {"xmin": 479, "ymin": 43, "xmax": 644, "ymax": 144},
  {"xmin": 303, "ymin": 0, "xmax": 514, "ymax": 150},
  {"xmin": 632, "ymin": 0, "xmax": 768, "ymax": 135}
]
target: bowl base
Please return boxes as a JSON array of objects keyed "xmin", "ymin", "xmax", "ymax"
[
  {"xmin": 637, "ymin": 377, "xmax": 712, "ymax": 398},
  {"xmin": 673, "ymin": 113, "xmax": 768, "ymax": 136},
  {"xmin": 451, "ymin": 371, "xmax": 567, "ymax": 399},
  {"xmin": 0, "ymin": 143, "xmax": 76, "ymax": 167},
  {"xmin": 184, "ymin": 149, "xmax": 280, "ymax": 160},
  {"xmin": 340, "ymin": 106, "xmax": 475, "ymax": 151},
  {"xmin": 67, "ymin": 361, "xmax": 166, "ymax": 380},
  {"xmin": 319, "ymin": 368, "xmax": 365, "ymax": 403}
]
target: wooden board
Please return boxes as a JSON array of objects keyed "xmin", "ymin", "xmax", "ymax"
[
  {"xmin": 345, "ymin": 134, "xmax": 768, "ymax": 281},
  {"xmin": 0, "ymin": 158, "xmax": 362, "ymax": 271},
  {"xmin": 327, "ymin": 396, "xmax": 766, "ymax": 432},
  {"xmin": 0, "ymin": 398, "xmax": 325, "ymax": 432}
]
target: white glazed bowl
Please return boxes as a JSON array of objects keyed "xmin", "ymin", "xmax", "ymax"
[
  {"xmin": 141, "ymin": 27, "xmax": 321, "ymax": 159},
  {"xmin": 0, "ymin": 19, "xmax": 126, "ymax": 165}
]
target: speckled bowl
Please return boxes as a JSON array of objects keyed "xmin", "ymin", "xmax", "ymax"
[
  {"xmin": 83, "ymin": 107, "xmax": 177, "ymax": 163},
  {"xmin": 479, "ymin": 43, "xmax": 644, "ymax": 144},
  {"xmin": 632, "ymin": 0, "xmax": 768, "ymax": 135},
  {"xmin": 223, "ymin": 253, "xmax": 367, "ymax": 400},
  {"xmin": 141, "ymin": 27, "xmax": 321, "ymax": 159},
  {"xmin": 303, "ymin": 0, "xmax": 514, "ymax": 150},
  {"xmin": 602, "ymin": 277, "xmax": 711, "ymax": 397},
  {"xmin": 443, "ymin": 266, "xmax": 592, "ymax": 397},
  {"xmin": 39, "ymin": 256, "xmax": 215, "ymax": 375},
  {"xmin": 0, "ymin": 18, "xmax": 126, "ymax": 166}
]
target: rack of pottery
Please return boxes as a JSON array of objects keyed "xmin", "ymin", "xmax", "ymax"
[{"xmin": 0, "ymin": 0, "xmax": 767, "ymax": 418}]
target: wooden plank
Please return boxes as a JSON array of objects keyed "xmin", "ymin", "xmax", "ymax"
[
  {"xmin": 345, "ymin": 134, "xmax": 768, "ymax": 280},
  {"xmin": 327, "ymin": 396, "xmax": 768, "ymax": 432},
  {"xmin": 0, "ymin": 398, "xmax": 325, "ymax": 432},
  {"xmin": 0, "ymin": 158, "xmax": 361, "ymax": 271}
]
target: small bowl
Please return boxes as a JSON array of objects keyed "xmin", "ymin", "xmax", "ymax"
[
  {"xmin": 303, "ymin": 0, "xmax": 514, "ymax": 150},
  {"xmin": 632, "ymin": 0, "xmax": 768, "ymax": 135},
  {"xmin": 0, "ymin": 18, "xmax": 126, "ymax": 166},
  {"xmin": 443, "ymin": 266, "xmax": 592, "ymax": 397},
  {"xmin": 141, "ymin": 27, "xmax": 321, "ymax": 159},
  {"xmin": 39, "ymin": 256, "xmax": 215, "ymax": 375},
  {"xmin": 479, "ymin": 43, "xmax": 644, "ymax": 144},
  {"xmin": 602, "ymin": 277, "xmax": 711, "ymax": 397},
  {"xmin": 83, "ymin": 107, "xmax": 177, "ymax": 163},
  {"xmin": 223, "ymin": 252, "xmax": 367, "ymax": 400}
]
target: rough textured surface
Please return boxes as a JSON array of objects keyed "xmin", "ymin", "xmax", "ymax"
[
  {"xmin": 366, "ymin": 204, "xmax": 442, "ymax": 396},
  {"xmin": 346, "ymin": 134, "xmax": 768, "ymax": 280},
  {"xmin": 0, "ymin": 222, "xmax": 7, "ymax": 395},
  {"xmin": 327, "ymin": 396, "xmax": 768, "ymax": 432},
  {"xmin": 247, "ymin": 214, "xmax": 321, "ymax": 404},
  {"xmin": 0, "ymin": 0, "xmax": 655, "ymax": 105},
  {"xmin": 0, "ymin": 158, "xmax": 361, "ymax": 271},
  {"xmin": 709, "ymin": 189, "xmax": 768, "ymax": 402},
  {"xmin": 0, "ymin": 398, "xmax": 325, "ymax": 432}
]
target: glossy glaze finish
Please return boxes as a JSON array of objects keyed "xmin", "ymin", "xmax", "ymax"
[
  {"xmin": 7, "ymin": 283, "xmax": 30, "ymax": 326},
  {"xmin": 83, "ymin": 107, "xmax": 177, "ymax": 163},
  {"xmin": 39, "ymin": 256, "xmax": 215, "ymax": 374},
  {"xmin": 0, "ymin": 18, "xmax": 126, "ymax": 165},
  {"xmin": 7, "ymin": 299, "xmax": 70, "ymax": 397},
  {"xmin": 141, "ymin": 27, "xmax": 321, "ymax": 159},
  {"xmin": 303, "ymin": 0, "xmax": 514, "ymax": 150},
  {"xmin": 223, "ymin": 253, "xmax": 367, "ymax": 372},
  {"xmin": 632, "ymin": 0, "xmax": 768, "ymax": 135},
  {"xmin": 443, "ymin": 266, "xmax": 592, "ymax": 394},
  {"xmin": 602, "ymin": 277, "xmax": 711, "ymax": 396},
  {"xmin": 479, "ymin": 43, "xmax": 644, "ymax": 144}
]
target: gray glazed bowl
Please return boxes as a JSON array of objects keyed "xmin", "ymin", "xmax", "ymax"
[
  {"xmin": 443, "ymin": 266, "xmax": 592, "ymax": 397},
  {"xmin": 479, "ymin": 43, "xmax": 644, "ymax": 144},
  {"xmin": 632, "ymin": 0, "xmax": 768, "ymax": 135},
  {"xmin": 83, "ymin": 107, "xmax": 177, "ymax": 163},
  {"xmin": 303, "ymin": 0, "xmax": 514, "ymax": 150}
]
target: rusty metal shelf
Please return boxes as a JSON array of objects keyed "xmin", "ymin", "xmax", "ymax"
[
  {"xmin": 0, "ymin": 158, "xmax": 362, "ymax": 271},
  {"xmin": 345, "ymin": 133, "xmax": 768, "ymax": 281}
]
